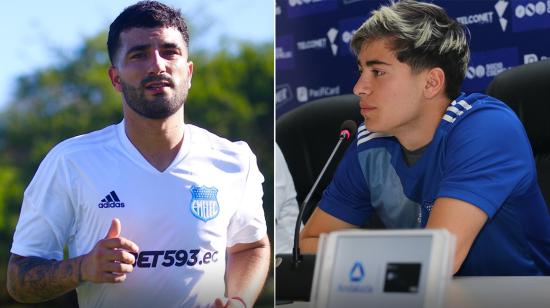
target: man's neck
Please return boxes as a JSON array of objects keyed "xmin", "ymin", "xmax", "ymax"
[
  {"xmin": 394, "ymin": 96, "xmax": 451, "ymax": 151},
  {"xmin": 123, "ymin": 105, "xmax": 185, "ymax": 172}
]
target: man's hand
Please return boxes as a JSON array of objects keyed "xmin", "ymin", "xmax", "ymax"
[
  {"xmin": 80, "ymin": 218, "xmax": 140, "ymax": 283},
  {"xmin": 7, "ymin": 218, "xmax": 139, "ymax": 303},
  {"xmin": 300, "ymin": 207, "xmax": 359, "ymax": 253}
]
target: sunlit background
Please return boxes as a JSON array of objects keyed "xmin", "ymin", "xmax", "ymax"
[{"xmin": 0, "ymin": 1, "xmax": 274, "ymax": 307}]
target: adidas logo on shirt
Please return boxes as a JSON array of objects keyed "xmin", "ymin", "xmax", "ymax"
[{"xmin": 98, "ymin": 191, "xmax": 125, "ymax": 208}]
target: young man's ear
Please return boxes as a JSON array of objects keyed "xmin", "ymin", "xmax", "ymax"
[
  {"xmin": 424, "ymin": 67, "xmax": 445, "ymax": 99},
  {"xmin": 108, "ymin": 66, "xmax": 123, "ymax": 92}
]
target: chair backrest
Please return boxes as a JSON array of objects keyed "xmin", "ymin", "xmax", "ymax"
[
  {"xmin": 276, "ymin": 94, "xmax": 362, "ymax": 222},
  {"xmin": 486, "ymin": 59, "xmax": 550, "ymax": 208}
]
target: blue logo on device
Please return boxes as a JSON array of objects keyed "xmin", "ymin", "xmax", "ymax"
[
  {"xmin": 190, "ymin": 186, "xmax": 220, "ymax": 222},
  {"xmin": 349, "ymin": 261, "xmax": 365, "ymax": 282}
]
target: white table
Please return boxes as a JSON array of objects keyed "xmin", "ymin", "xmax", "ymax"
[
  {"xmin": 278, "ymin": 276, "xmax": 550, "ymax": 308},
  {"xmin": 445, "ymin": 276, "xmax": 550, "ymax": 308}
]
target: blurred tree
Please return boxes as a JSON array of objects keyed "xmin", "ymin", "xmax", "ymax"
[{"xmin": 0, "ymin": 31, "xmax": 273, "ymax": 307}]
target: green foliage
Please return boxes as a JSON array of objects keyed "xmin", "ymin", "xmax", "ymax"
[{"xmin": 0, "ymin": 31, "xmax": 273, "ymax": 306}]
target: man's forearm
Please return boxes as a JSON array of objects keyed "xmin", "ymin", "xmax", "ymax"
[
  {"xmin": 7, "ymin": 254, "xmax": 82, "ymax": 303},
  {"xmin": 299, "ymin": 236, "xmax": 319, "ymax": 254},
  {"xmin": 226, "ymin": 236, "xmax": 271, "ymax": 307}
]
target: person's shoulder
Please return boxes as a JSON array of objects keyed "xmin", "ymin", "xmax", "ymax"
[
  {"xmin": 442, "ymin": 93, "xmax": 518, "ymax": 128},
  {"xmin": 46, "ymin": 124, "xmax": 119, "ymax": 160},
  {"xmin": 187, "ymin": 124, "xmax": 254, "ymax": 158},
  {"xmin": 440, "ymin": 93, "xmax": 528, "ymax": 150}
]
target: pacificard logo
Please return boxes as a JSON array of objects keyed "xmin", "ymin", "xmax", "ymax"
[
  {"xmin": 297, "ymin": 86, "xmax": 308, "ymax": 102},
  {"xmin": 296, "ymin": 85, "xmax": 340, "ymax": 103}
]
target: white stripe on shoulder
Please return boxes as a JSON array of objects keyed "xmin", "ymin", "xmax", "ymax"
[
  {"xmin": 443, "ymin": 99, "xmax": 472, "ymax": 122},
  {"xmin": 357, "ymin": 123, "xmax": 367, "ymax": 135},
  {"xmin": 357, "ymin": 132, "xmax": 387, "ymax": 145},
  {"xmin": 456, "ymin": 100, "xmax": 472, "ymax": 110},
  {"xmin": 447, "ymin": 106, "xmax": 463, "ymax": 116},
  {"xmin": 442, "ymin": 114, "xmax": 456, "ymax": 123},
  {"xmin": 357, "ymin": 124, "xmax": 389, "ymax": 145},
  {"xmin": 357, "ymin": 130, "xmax": 371, "ymax": 139}
]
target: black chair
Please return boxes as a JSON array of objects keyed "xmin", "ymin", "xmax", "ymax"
[
  {"xmin": 486, "ymin": 59, "xmax": 550, "ymax": 210},
  {"xmin": 276, "ymin": 94, "xmax": 363, "ymax": 223},
  {"xmin": 276, "ymin": 94, "xmax": 363, "ymax": 303}
]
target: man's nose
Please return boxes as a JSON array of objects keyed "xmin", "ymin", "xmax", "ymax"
[
  {"xmin": 148, "ymin": 50, "xmax": 167, "ymax": 74},
  {"xmin": 353, "ymin": 73, "xmax": 372, "ymax": 96}
]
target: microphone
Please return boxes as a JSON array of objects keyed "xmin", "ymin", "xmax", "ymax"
[
  {"xmin": 292, "ymin": 119, "xmax": 357, "ymax": 265},
  {"xmin": 276, "ymin": 119, "xmax": 358, "ymax": 302}
]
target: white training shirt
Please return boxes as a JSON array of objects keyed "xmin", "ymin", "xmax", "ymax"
[{"xmin": 11, "ymin": 121, "xmax": 267, "ymax": 308}]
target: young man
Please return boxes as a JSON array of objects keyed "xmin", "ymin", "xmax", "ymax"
[
  {"xmin": 300, "ymin": 0, "xmax": 550, "ymax": 276},
  {"xmin": 7, "ymin": 1, "xmax": 270, "ymax": 307}
]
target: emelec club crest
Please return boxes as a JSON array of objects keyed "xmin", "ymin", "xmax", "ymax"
[{"xmin": 189, "ymin": 185, "xmax": 220, "ymax": 222}]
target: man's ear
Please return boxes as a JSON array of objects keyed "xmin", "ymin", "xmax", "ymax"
[
  {"xmin": 187, "ymin": 61, "xmax": 194, "ymax": 89},
  {"xmin": 424, "ymin": 67, "xmax": 445, "ymax": 99},
  {"xmin": 108, "ymin": 66, "xmax": 123, "ymax": 92}
]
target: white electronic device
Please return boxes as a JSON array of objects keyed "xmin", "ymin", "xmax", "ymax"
[{"xmin": 310, "ymin": 229, "xmax": 455, "ymax": 308}]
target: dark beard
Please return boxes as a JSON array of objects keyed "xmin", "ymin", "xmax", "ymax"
[{"xmin": 121, "ymin": 78, "xmax": 187, "ymax": 119}]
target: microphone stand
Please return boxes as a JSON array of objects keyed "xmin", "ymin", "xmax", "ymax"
[
  {"xmin": 292, "ymin": 131, "xmax": 350, "ymax": 267},
  {"xmin": 277, "ymin": 120, "xmax": 356, "ymax": 302}
]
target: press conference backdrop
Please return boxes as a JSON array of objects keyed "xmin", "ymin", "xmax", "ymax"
[{"xmin": 276, "ymin": 0, "xmax": 550, "ymax": 117}]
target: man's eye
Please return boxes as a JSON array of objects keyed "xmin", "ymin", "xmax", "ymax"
[
  {"xmin": 130, "ymin": 52, "xmax": 145, "ymax": 59},
  {"xmin": 372, "ymin": 69, "xmax": 385, "ymax": 77},
  {"xmin": 163, "ymin": 50, "xmax": 180, "ymax": 57}
]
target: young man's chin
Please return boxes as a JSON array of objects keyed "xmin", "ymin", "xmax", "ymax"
[{"xmin": 363, "ymin": 121, "xmax": 378, "ymax": 132}]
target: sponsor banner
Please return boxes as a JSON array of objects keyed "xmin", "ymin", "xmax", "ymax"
[
  {"xmin": 523, "ymin": 52, "xmax": 549, "ymax": 64},
  {"xmin": 296, "ymin": 85, "xmax": 341, "ymax": 103},
  {"xmin": 294, "ymin": 27, "xmax": 340, "ymax": 56},
  {"xmin": 338, "ymin": 16, "xmax": 367, "ymax": 56},
  {"xmin": 276, "ymin": 0, "xmax": 550, "ymax": 118},
  {"xmin": 512, "ymin": 0, "xmax": 550, "ymax": 32},
  {"xmin": 297, "ymin": 36, "xmax": 328, "ymax": 51},
  {"xmin": 454, "ymin": 0, "xmax": 510, "ymax": 32},
  {"xmin": 286, "ymin": 0, "xmax": 338, "ymax": 18},
  {"xmin": 463, "ymin": 47, "xmax": 519, "ymax": 92},
  {"xmin": 276, "ymin": 84, "xmax": 294, "ymax": 107},
  {"xmin": 130, "ymin": 248, "xmax": 219, "ymax": 268},
  {"xmin": 276, "ymin": 35, "xmax": 295, "ymax": 70}
]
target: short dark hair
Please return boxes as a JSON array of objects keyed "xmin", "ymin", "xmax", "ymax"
[
  {"xmin": 107, "ymin": 0, "xmax": 190, "ymax": 64},
  {"xmin": 351, "ymin": 0, "xmax": 470, "ymax": 100}
]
